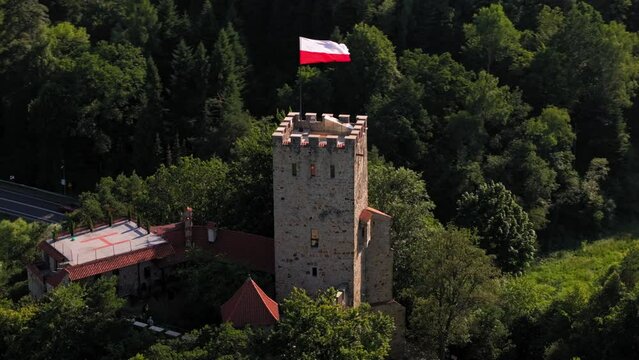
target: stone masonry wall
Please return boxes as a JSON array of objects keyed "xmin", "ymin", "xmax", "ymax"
[
  {"xmin": 272, "ymin": 113, "xmax": 368, "ymax": 305},
  {"xmin": 364, "ymin": 214, "xmax": 393, "ymax": 304},
  {"xmin": 352, "ymin": 115, "xmax": 368, "ymax": 306}
]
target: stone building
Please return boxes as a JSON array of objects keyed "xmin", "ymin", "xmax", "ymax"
[
  {"xmin": 27, "ymin": 217, "xmax": 274, "ymax": 299},
  {"xmin": 272, "ymin": 112, "xmax": 405, "ymax": 355},
  {"xmin": 27, "ymin": 220, "xmax": 172, "ymax": 298}
]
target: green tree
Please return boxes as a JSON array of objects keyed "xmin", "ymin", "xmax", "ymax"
[
  {"xmin": 428, "ymin": 70, "xmax": 530, "ymax": 219},
  {"xmin": 456, "ymin": 181, "xmax": 537, "ymax": 273},
  {"xmin": 111, "ymin": 0, "xmax": 159, "ymax": 51},
  {"xmin": 167, "ymin": 39, "xmax": 209, "ymax": 145},
  {"xmin": 463, "ymin": 4, "xmax": 529, "ymax": 73},
  {"xmin": 74, "ymin": 172, "xmax": 148, "ymax": 225},
  {"xmin": 334, "ymin": 23, "xmax": 399, "ymax": 114},
  {"xmin": 224, "ymin": 121, "xmax": 275, "ymax": 235},
  {"xmin": 195, "ymin": 24, "xmax": 251, "ymax": 158},
  {"xmin": 270, "ymin": 288, "xmax": 394, "ymax": 360},
  {"xmin": 525, "ymin": 2, "xmax": 639, "ymax": 169},
  {"xmin": 0, "ymin": 219, "xmax": 47, "ymax": 299},
  {"xmin": 135, "ymin": 322, "xmax": 257, "ymax": 360},
  {"xmin": 406, "ymin": 226, "xmax": 500, "ymax": 360},
  {"xmin": 368, "ymin": 152, "xmax": 440, "ymax": 292},
  {"xmin": 176, "ymin": 249, "xmax": 253, "ymax": 327},
  {"xmin": 134, "ymin": 56, "xmax": 166, "ymax": 175},
  {"xmin": 485, "ymin": 139, "xmax": 558, "ymax": 230},
  {"xmin": 0, "ymin": 0, "xmax": 49, "ymax": 73},
  {"xmin": 143, "ymin": 156, "xmax": 229, "ymax": 224},
  {"xmin": 0, "ymin": 219, "xmax": 47, "ymax": 266},
  {"xmin": 395, "ymin": 0, "xmax": 456, "ymax": 53},
  {"xmin": 276, "ymin": 66, "xmax": 333, "ymax": 114},
  {"xmin": 4, "ymin": 277, "xmax": 150, "ymax": 360},
  {"xmin": 367, "ymin": 77, "xmax": 430, "ymax": 169}
]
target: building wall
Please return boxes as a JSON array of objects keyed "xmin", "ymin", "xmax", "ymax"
[
  {"xmin": 364, "ymin": 215, "xmax": 393, "ymax": 304},
  {"xmin": 352, "ymin": 118, "xmax": 368, "ymax": 306},
  {"xmin": 27, "ymin": 268, "xmax": 46, "ymax": 298},
  {"xmin": 115, "ymin": 260, "xmax": 165, "ymax": 297},
  {"xmin": 372, "ymin": 300, "xmax": 406, "ymax": 359},
  {"xmin": 272, "ymin": 113, "xmax": 368, "ymax": 305}
]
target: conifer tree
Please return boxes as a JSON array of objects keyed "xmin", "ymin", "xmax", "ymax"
[
  {"xmin": 194, "ymin": 24, "xmax": 250, "ymax": 158},
  {"xmin": 168, "ymin": 39, "xmax": 209, "ymax": 144},
  {"xmin": 134, "ymin": 57, "xmax": 165, "ymax": 175}
]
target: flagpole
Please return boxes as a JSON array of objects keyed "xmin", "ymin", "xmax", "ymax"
[{"xmin": 299, "ymin": 66, "xmax": 303, "ymax": 117}]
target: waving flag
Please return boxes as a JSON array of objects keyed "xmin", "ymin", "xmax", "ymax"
[{"xmin": 299, "ymin": 37, "xmax": 351, "ymax": 65}]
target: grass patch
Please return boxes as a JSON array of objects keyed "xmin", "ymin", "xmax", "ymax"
[{"xmin": 503, "ymin": 237, "xmax": 639, "ymax": 316}]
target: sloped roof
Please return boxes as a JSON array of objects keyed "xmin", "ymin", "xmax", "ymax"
[
  {"xmin": 210, "ymin": 229, "xmax": 274, "ymax": 274},
  {"xmin": 153, "ymin": 223, "xmax": 275, "ymax": 274},
  {"xmin": 221, "ymin": 278, "xmax": 279, "ymax": 327},
  {"xmin": 359, "ymin": 207, "xmax": 392, "ymax": 222},
  {"xmin": 43, "ymin": 243, "xmax": 175, "ymax": 286},
  {"xmin": 38, "ymin": 241, "xmax": 66, "ymax": 262}
]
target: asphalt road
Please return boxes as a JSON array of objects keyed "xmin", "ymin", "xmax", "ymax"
[{"xmin": 0, "ymin": 182, "xmax": 76, "ymax": 223}]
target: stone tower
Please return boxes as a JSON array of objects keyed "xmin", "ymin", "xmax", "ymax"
[
  {"xmin": 272, "ymin": 112, "xmax": 389, "ymax": 306},
  {"xmin": 272, "ymin": 111, "xmax": 405, "ymax": 357}
]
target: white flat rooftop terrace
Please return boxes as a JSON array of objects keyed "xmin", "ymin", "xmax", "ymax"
[{"xmin": 49, "ymin": 220, "xmax": 167, "ymax": 265}]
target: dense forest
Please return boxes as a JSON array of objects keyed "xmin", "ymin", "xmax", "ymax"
[{"xmin": 3, "ymin": 0, "xmax": 639, "ymax": 359}]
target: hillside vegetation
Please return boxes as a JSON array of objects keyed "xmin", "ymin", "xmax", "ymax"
[
  {"xmin": 3, "ymin": 0, "xmax": 639, "ymax": 359},
  {"xmin": 506, "ymin": 237, "xmax": 639, "ymax": 314}
]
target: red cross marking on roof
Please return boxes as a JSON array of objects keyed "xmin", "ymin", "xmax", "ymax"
[
  {"xmin": 80, "ymin": 232, "xmax": 120, "ymax": 246},
  {"xmin": 95, "ymin": 239, "xmax": 130, "ymax": 250}
]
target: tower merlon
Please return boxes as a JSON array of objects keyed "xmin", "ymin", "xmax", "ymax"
[{"xmin": 271, "ymin": 112, "xmax": 368, "ymax": 151}]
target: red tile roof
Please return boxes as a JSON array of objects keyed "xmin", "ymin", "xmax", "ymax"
[
  {"xmin": 153, "ymin": 223, "xmax": 275, "ymax": 274},
  {"xmin": 221, "ymin": 278, "xmax": 279, "ymax": 327},
  {"xmin": 47, "ymin": 243, "xmax": 175, "ymax": 284},
  {"xmin": 46, "ymin": 269, "xmax": 68, "ymax": 287},
  {"xmin": 360, "ymin": 207, "xmax": 391, "ymax": 222},
  {"xmin": 38, "ymin": 221, "xmax": 274, "ymax": 290},
  {"xmin": 209, "ymin": 229, "xmax": 274, "ymax": 274}
]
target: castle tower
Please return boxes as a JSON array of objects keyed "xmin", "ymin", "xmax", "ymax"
[{"xmin": 272, "ymin": 112, "xmax": 369, "ymax": 306}]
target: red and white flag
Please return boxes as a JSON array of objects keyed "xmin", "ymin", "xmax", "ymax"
[{"xmin": 299, "ymin": 37, "xmax": 351, "ymax": 65}]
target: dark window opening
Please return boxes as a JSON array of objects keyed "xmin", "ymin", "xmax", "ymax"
[
  {"xmin": 312, "ymin": 267, "xmax": 318, "ymax": 277},
  {"xmin": 311, "ymin": 229, "xmax": 319, "ymax": 248},
  {"xmin": 310, "ymin": 164, "xmax": 316, "ymax": 177},
  {"xmin": 113, "ymin": 269, "xmax": 120, "ymax": 276},
  {"xmin": 144, "ymin": 267, "xmax": 151, "ymax": 279},
  {"xmin": 292, "ymin": 163, "xmax": 297, "ymax": 176},
  {"xmin": 330, "ymin": 165, "xmax": 335, "ymax": 178}
]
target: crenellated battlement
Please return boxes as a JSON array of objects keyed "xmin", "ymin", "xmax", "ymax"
[{"xmin": 272, "ymin": 112, "xmax": 367, "ymax": 151}]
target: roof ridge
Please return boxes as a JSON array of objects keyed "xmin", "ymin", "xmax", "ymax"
[
  {"xmin": 221, "ymin": 277, "xmax": 279, "ymax": 326},
  {"xmin": 70, "ymin": 243, "xmax": 173, "ymax": 269},
  {"xmin": 247, "ymin": 279, "xmax": 279, "ymax": 320}
]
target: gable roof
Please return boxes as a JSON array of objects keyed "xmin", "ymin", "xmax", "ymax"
[
  {"xmin": 221, "ymin": 278, "xmax": 279, "ymax": 327},
  {"xmin": 360, "ymin": 207, "xmax": 391, "ymax": 222}
]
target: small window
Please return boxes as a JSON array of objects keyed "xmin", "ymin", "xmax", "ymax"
[
  {"xmin": 144, "ymin": 267, "xmax": 151, "ymax": 279},
  {"xmin": 312, "ymin": 267, "xmax": 318, "ymax": 277},
  {"xmin": 292, "ymin": 163, "xmax": 297, "ymax": 176},
  {"xmin": 113, "ymin": 269, "xmax": 120, "ymax": 276},
  {"xmin": 311, "ymin": 229, "xmax": 319, "ymax": 248},
  {"xmin": 310, "ymin": 163, "xmax": 316, "ymax": 177},
  {"xmin": 330, "ymin": 165, "xmax": 335, "ymax": 178}
]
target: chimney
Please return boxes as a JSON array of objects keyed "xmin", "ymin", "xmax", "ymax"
[
  {"xmin": 207, "ymin": 221, "xmax": 218, "ymax": 243},
  {"xmin": 183, "ymin": 207, "xmax": 193, "ymax": 247}
]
